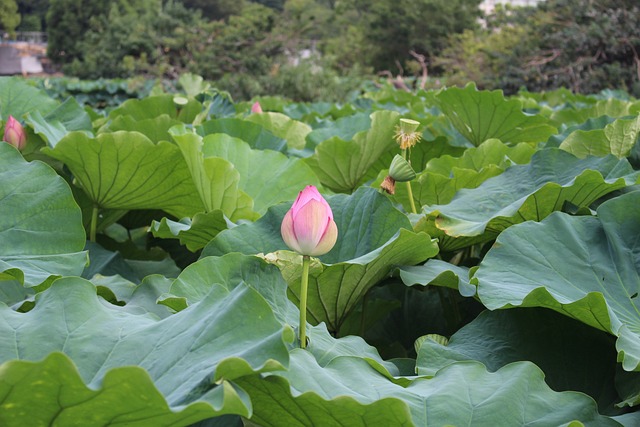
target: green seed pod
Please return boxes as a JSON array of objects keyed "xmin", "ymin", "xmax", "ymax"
[
  {"xmin": 389, "ymin": 154, "xmax": 416, "ymax": 182},
  {"xmin": 399, "ymin": 118, "xmax": 420, "ymax": 134}
]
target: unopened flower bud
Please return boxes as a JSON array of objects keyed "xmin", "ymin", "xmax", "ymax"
[
  {"xmin": 3, "ymin": 116, "xmax": 26, "ymax": 151},
  {"xmin": 281, "ymin": 185, "xmax": 338, "ymax": 256},
  {"xmin": 251, "ymin": 101, "xmax": 263, "ymax": 114}
]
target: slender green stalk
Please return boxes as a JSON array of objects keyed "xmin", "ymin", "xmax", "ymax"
[
  {"xmin": 402, "ymin": 148, "xmax": 417, "ymax": 214},
  {"xmin": 299, "ymin": 255, "xmax": 311, "ymax": 349},
  {"xmin": 90, "ymin": 205, "xmax": 99, "ymax": 242}
]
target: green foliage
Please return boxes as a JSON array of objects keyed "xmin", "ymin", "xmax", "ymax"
[
  {"xmin": 3, "ymin": 79, "xmax": 640, "ymax": 425},
  {"xmin": 0, "ymin": 0, "xmax": 21, "ymax": 38},
  {"xmin": 435, "ymin": 0, "xmax": 640, "ymax": 96}
]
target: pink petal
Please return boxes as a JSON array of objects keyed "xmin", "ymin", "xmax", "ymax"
[
  {"xmin": 309, "ymin": 218, "xmax": 338, "ymax": 256},
  {"xmin": 251, "ymin": 101, "xmax": 263, "ymax": 114},
  {"xmin": 281, "ymin": 209, "xmax": 303, "ymax": 253},
  {"xmin": 291, "ymin": 186, "xmax": 332, "ymax": 220},
  {"xmin": 292, "ymin": 199, "xmax": 331, "ymax": 255}
]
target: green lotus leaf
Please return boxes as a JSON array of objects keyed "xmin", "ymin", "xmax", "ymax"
[
  {"xmin": 161, "ymin": 253, "xmax": 297, "ymax": 324},
  {"xmin": 0, "ymin": 143, "xmax": 86, "ymax": 289},
  {"xmin": 100, "ymin": 114, "xmax": 182, "ymax": 143},
  {"xmin": 42, "ymin": 131, "xmax": 203, "ymax": 218},
  {"xmin": 560, "ymin": 115, "xmax": 640, "ymax": 159},
  {"xmin": 0, "ymin": 276, "xmax": 293, "ymax": 424},
  {"xmin": 203, "ymin": 188, "xmax": 438, "ymax": 333},
  {"xmin": 551, "ymin": 98, "xmax": 636, "ymax": 126},
  {"xmin": 108, "ymin": 94, "xmax": 201, "ymax": 123},
  {"xmin": 399, "ymin": 259, "xmax": 475, "ymax": 297},
  {"xmin": 237, "ymin": 351, "xmax": 618, "ymax": 426},
  {"xmin": 417, "ymin": 308, "xmax": 622, "ymax": 413},
  {"xmin": 151, "ymin": 210, "xmax": 229, "ymax": 252},
  {"xmin": 0, "ymin": 77, "xmax": 57, "ymax": 120},
  {"xmin": 201, "ymin": 133, "xmax": 321, "ymax": 215},
  {"xmin": 25, "ymin": 97, "xmax": 93, "ymax": 147},
  {"xmin": 435, "ymin": 83, "xmax": 557, "ymax": 146},
  {"xmin": 0, "ymin": 352, "xmax": 237, "ymax": 427},
  {"xmin": 305, "ymin": 112, "xmax": 372, "ymax": 147},
  {"xmin": 170, "ymin": 128, "xmax": 258, "ymax": 221},
  {"xmin": 178, "ymin": 73, "xmax": 211, "ymax": 97},
  {"xmin": 427, "ymin": 149, "xmax": 640, "ymax": 238},
  {"xmin": 547, "ymin": 116, "xmax": 616, "ymax": 147},
  {"xmin": 245, "ymin": 111, "xmax": 311, "ymax": 150},
  {"xmin": 475, "ymin": 191, "xmax": 640, "ymax": 371},
  {"xmin": 197, "ymin": 118, "xmax": 287, "ymax": 153},
  {"xmin": 304, "ymin": 110, "xmax": 400, "ymax": 193}
]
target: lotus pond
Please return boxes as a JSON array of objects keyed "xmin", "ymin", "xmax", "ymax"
[{"xmin": 1, "ymin": 75, "xmax": 640, "ymax": 426}]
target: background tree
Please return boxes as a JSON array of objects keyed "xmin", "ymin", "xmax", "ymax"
[
  {"xmin": 434, "ymin": 0, "xmax": 640, "ymax": 96},
  {"xmin": 17, "ymin": 0, "xmax": 49, "ymax": 31},
  {"xmin": 0, "ymin": 0, "xmax": 21, "ymax": 38},
  {"xmin": 180, "ymin": 0, "xmax": 245, "ymax": 21}
]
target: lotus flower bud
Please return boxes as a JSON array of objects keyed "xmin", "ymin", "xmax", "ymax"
[
  {"xmin": 251, "ymin": 101, "xmax": 263, "ymax": 114},
  {"xmin": 281, "ymin": 185, "xmax": 338, "ymax": 256},
  {"xmin": 3, "ymin": 116, "xmax": 26, "ymax": 151}
]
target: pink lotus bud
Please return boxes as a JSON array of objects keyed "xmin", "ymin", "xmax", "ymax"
[
  {"xmin": 3, "ymin": 116, "xmax": 26, "ymax": 151},
  {"xmin": 251, "ymin": 101, "xmax": 263, "ymax": 114},
  {"xmin": 281, "ymin": 185, "xmax": 338, "ymax": 256}
]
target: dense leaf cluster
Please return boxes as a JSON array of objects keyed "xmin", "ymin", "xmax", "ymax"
[{"xmin": 1, "ymin": 76, "xmax": 640, "ymax": 425}]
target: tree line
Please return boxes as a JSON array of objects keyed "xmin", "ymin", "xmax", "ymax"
[{"xmin": 2, "ymin": 0, "xmax": 639, "ymax": 100}]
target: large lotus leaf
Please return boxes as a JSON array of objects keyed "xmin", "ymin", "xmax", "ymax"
[
  {"xmin": 0, "ymin": 143, "xmax": 86, "ymax": 288},
  {"xmin": 161, "ymin": 253, "xmax": 298, "ymax": 325},
  {"xmin": 150, "ymin": 211, "xmax": 229, "ymax": 252},
  {"xmin": 551, "ymin": 98, "xmax": 635, "ymax": 126},
  {"xmin": 196, "ymin": 118, "xmax": 287, "ymax": 153},
  {"xmin": 108, "ymin": 94, "xmax": 201, "ymax": 123},
  {"xmin": 159, "ymin": 253, "xmax": 404, "ymax": 377},
  {"xmin": 100, "ymin": 114, "xmax": 182, "ymax": 143},
  {"xmin": 237, "ymin": 351, "xmax": 618, "ymax": 426},
  {"xmin": 435, "ymin": 83, "xmax": 557, "ymax": 146},
  {"xmin": 0, "ymin": 277, "xmax": 293, "ymax": 423},
  {"xmin": 427, "ymin": 149, "xmax": 640, "ymax": 238},
  {"xmin": 169, "ymin": 128, "xmax": 258, "ymax": 221},
  {"xmin": 245, "ymin": 112, "xmax": 311, "ymax": 150},
  {"xmin": 304, "ymin": 110, "xmax": 400, "ymax": 193},
  {"xmin": 399, "ymin": 259, "xmax": 475, "ymax": 297},
  {"xmin": 201, "ymin": 134, "xmax": 321, "ymax": 215},
  {"xmin": 203, "ymin": 188, "xmax": 438, "ymax": 332},
  {"xmin": 551, "ymin": 114, "xmax": 614, "ymax": 140},
  {"xmin": 560, "ymin": 115, "xmax": 640, "ymax": 159},
  {"xmin": 0, "ymin": 77, "xmax": 57, "ymax": 120},
  {"xmin": 42, "ymin": 131, "xmax": 203, "ymax": 218},
  {"xmin": 0, "ymin": 352, "xmax": 233, "ymax": 427},
  {"xmin": 25, "ymin": 97, "xmax": 93, "ymax": 147},
  {"xmin": 417, "ymin": 308, "xmax": 622, "ymax": 413},
  {"xmin": 305, "ymin": 112, "xmax": 371, "ymax": 147},
  {"xmin": 474, "ymin": 191, "xmax": 640, "ymax": 371}
]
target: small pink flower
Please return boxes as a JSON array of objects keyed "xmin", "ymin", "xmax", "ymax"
[
  {"xmin": 3, "ymin": 116, "xmax": 26, "ymax": 151},
  {"xmin": 281, "ymin": 186, "xmax": 338, "ymax": 256},
  {"xmin": 251, "ymin": 101, "xmax": 263, "ymax": 114}
]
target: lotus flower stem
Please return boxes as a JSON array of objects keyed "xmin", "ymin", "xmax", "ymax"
[
  {"xmin": 90, "ymin": 205, "xmax": 99, "ymax": 242},
  {"xmin": 402, "ymin": 149, "xmax": 417, "ymax": 214},
  {"xmin": 299, "ymin": 255, "xmax": 311, "ymax": 348}
]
